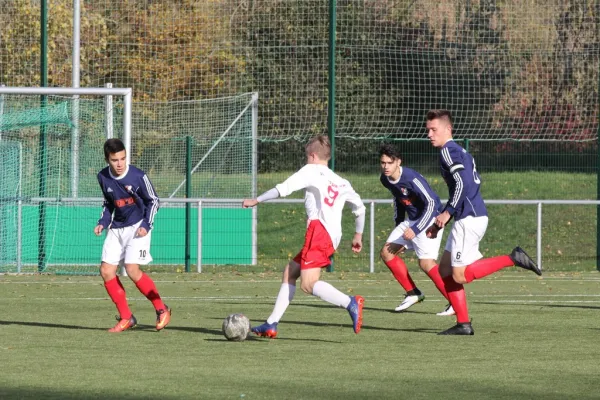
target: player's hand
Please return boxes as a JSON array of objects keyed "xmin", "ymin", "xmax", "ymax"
[
  {"xmin": 434, "ymin": 211, "xmax": 451, "ymax": 229},
  {"xmin": 242, "ymin": 199, "xmax": 258, "ymax": 208},
  {"xmin": 351, "ymin": 233, "xmax": 363, "ymax": 253},
  {"xmin": 426, "ymin": 225, "xmax": 440, "ymax": 239},
  {"xmin": 402, "ymin": 227, "xmax": 416, "ymax": 240},
  {"xmin": 94, "ymin": 225, "xmax": 104, "ymax": 236},
  {"xmin": 137, "ymin": 227, "xmax": 148, "ymax": 237}
]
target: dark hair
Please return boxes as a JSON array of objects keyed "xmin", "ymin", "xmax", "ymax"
[
  {"xmin": 378, "ymin": 143, "xmax": 401, "ymax": 160},
  {"xmin": 305, "ymin": 135, "xmax": 331, "ymax": 160},
  {"xmin": 103, "ymin": 138, "xmax": 126, "ymax": 160},
  {"xmin": 426, "ymin": 109, "xmax": 453, "ymax": 127}
]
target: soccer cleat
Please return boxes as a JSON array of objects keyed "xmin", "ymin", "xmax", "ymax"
[
  {"xmin": 108, "ymin": 315, "xmax": 137, "ymax": 333},
  {"xmin": 155, "ymin": 305, "xmax": 172, "ymax": 331},
  {"xmin": 347, "ymin": 295, "xmax": 364, "ymax": 334},
  {"xmin": 510, "ymin": 246, "xmax": 542, "ymax": 276},
  {"xmin": 394, "ymin": 293, "xmax": 425, "ymax": 312},
  {"xmin": 437, "ymin": 322, "xmax": 474, "ymax": 336},
  {"xmin": 436, "ymin": 303, "xmax": 455, "ymax": 316},
  {"xmin": 251, "ymin": 322, "xmax": 278, "ymax": 338}
]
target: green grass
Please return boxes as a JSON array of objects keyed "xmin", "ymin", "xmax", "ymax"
[{"xmin": 1, "ymin": 271, "xmax": 599, "ymax": 399}]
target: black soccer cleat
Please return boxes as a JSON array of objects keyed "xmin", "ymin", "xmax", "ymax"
[
  {"xmin": 438, "ymin": 322, "xmax": 474, "ymax": 336},
  {"xmin": 510, "ymin": 246, "xmax": 542, "ymax": 276}
]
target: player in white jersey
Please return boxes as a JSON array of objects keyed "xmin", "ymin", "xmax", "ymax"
[{"xmin": 242, "ymin": 135, "xmax": 366, "ymax": 338}]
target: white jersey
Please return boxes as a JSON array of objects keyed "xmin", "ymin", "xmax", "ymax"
[{"xmin": 275, "ymin": 164, "xmax": 366, "ymax": 249}]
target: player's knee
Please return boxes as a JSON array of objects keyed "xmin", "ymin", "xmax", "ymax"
[
  {"xmin": 300, "ymin": 281, "xmax": 314, "ymax": 294},
  {"xmin": 452, "ymin": 270, "xmax": 467, "ymax": 285},
  {"xmin": 99, "ymin": 263, "xmax": 117, "ymax": 280},
  {"xmin": 380, "ymin": 246, "xmax": 393, "ymax": 262},
  {"xmin": 418, "ymin": 259, "xmax": 436, "ymax": 271}
]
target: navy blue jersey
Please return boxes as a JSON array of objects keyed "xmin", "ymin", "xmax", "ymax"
[
  {"xmin": 97, "ymin": 165, "xmax": 160, "ymax": 231},
  {"xmin": 380, "ymin": 167, "xmax": 442, "ymax": 235},
  {"xmin": 439, "ymin": 140, "xmax": 487, "ymax": 220}
]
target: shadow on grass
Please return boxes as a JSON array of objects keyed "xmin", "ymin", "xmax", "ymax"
[
  {"xmin": 0, "ymin": 320, "xmax": 107, "ymax": 331},
  {"xmin": 205, "ymin": 316, "xmax": 439, "ymax": 334}
]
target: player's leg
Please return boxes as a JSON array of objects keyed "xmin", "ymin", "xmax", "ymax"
[
  {"xmin": 124, "ymin": 226, "xmax": 171, "ymax": 331},
  {"xmin": 301, "ymin": 267, "xmax": 364, "ymax": 334},
  {"xmin": 381, "ymin": 221, "xmax": 423, "ymax": 311},
  {"xmin": 412, "ymin": 221, "xmax": 452, "ymax": 315},
  {"xmin": 100, "ymin": 229, "xmax": 136, "ymax": 332},
  {"xmin": 449, "ymin": 216, "xmax": 541, "ymax": 284},
  {"xmin": 252, "ymin": 260, "xmax": 301, "ymax": 338},
  {"xmin": 438, "ymin": 224, "xmax": 473, "ymax": 335}
]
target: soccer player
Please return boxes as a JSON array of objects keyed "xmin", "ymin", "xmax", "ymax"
[
  {"xmin": 425, "ymin": 109, "xmax": 542, "ymax": 335},
  {"xmin": 378, "ymin": 144, "xmax": 454, "ymax": 316},
  {"xmin": 94, "ymin": 138, "xmax": 171, "ymax": 332},
  {"xmin": 242, "ymin": 135, "xmax": 366, "ymax": 338}
]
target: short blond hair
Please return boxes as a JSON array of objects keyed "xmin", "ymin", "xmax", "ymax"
[{"xmin": 305, "ymin": 135, "xmax": 331, "ymax": 161}]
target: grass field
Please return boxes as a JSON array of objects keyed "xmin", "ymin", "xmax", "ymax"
[{"xmin": 2, "ymin": 270, "xmax": 600, "ymax": 399}]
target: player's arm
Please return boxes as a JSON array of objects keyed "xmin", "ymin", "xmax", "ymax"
[
  {"xmin": 345, "ymin": 188, "xmax": 366, "ymax": 253},
  {"xmin": 242, "ymin": 167, "xmax": 311, "ymax": 208},
  {"xmin": 408, "ymin": 179, "xmax": 437, "ymax": 236},
  {"xmin": 138, "ymin": 174, "xmax": 160, "ymax": 232},
  {"xmin": 95, "ymin": 177, "xmax": 114, "ymax": 234},
  {"xmin": 440, "ymin": 147, "xmax": 468, "ymax": 218}
]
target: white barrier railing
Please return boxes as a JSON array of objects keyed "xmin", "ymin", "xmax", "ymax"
[{"xmin": 17, "ymin": 197, "xmax": 600, "ymax": 273}]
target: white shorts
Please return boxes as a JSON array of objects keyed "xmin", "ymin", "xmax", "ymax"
[
  {"xmin": 386, "ymin": 218, "xmax": 443, "ymax": 260},
  {"xmin": 101, "ymin": 220, "xmax": 153, "ymax": 265},
  {"xmin": 444, "ymin": 216, "xmax": 488, "ymax": 267}
]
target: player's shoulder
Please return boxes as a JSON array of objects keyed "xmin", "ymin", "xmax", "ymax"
[
  {"xmin": 98, "ymin": 166, "xmax": 111, "ymax": 179},
  {"xmin": 127, "ymin": 165, "xmax": 149, "ymax": 179},
  {"xmin": 440, "ymin": 140, "xmax": 467, "ymax": 164}
]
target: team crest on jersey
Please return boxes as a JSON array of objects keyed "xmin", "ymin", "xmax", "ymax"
[{"xmin": 401, "ymin": 187, "xmax": 409, "ymax": 196}]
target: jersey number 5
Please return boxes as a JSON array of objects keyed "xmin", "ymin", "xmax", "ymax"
[{"xmin": 324, "ymin": 185, "xmax": 339, "ymax": 206}]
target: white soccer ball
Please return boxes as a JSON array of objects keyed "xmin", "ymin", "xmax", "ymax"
[{"xmin": 222, "ymin": 313, "xmax": 251, "ymax": 341}]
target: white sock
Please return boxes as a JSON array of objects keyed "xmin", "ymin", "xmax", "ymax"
[
  {"xmin": 312, "ymin": 281, "xmax": 351, "ymax": 308},
  {"xmin": 266, "ymin": 283, "xmax": 296, "ymax": 324}
]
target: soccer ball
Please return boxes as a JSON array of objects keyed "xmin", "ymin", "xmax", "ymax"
[{"xmin": 222, "ymin": 313, "xmax": 251, "ymax": 341}]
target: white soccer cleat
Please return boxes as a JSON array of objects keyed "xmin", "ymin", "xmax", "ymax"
[
  {"xmin": 394, "ymin": 293, "xmax": 425, "ymax": 312},
  {"xmin": 436, "ymin": 303, "xmax": 455, "ymax": 316}
]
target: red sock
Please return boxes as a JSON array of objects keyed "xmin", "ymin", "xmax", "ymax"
[
  {"xmin": 134, "ymin": 273, "xmax": 166, "ymax": 311},
  {"xmin": 425, "ymin": 265, "xmax": 448, "ymax": 300},
  {"xmin": 104, "ymin": 277, "xmax": 132, "ymax": 319},
  {"xmin": 442, "ymin": 275, "xmax": 469, "ymax": 324},
  {"xmin": 384, "ymin": 257, "xmax": 416, "ymax": 292},
  {"xmin": 464, "ymin": 255, "xmax": 513, "ymax": 283}
]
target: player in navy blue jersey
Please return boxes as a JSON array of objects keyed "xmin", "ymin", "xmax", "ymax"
[
  {"xmin": 378, "ymin": 144, "xmax": 453, "ymax": 315},
  {"xmin": 425, "ymin": 109, "xmax": 542, "ymax": 335},
  {"xmin": 94, "ymin": 138, "xmax": 171, "ymax": 332}
]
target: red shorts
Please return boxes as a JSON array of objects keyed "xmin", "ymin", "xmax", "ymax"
[{"xmin": 293, "ymin": 220, "xmax": 334, "ymax": 270}]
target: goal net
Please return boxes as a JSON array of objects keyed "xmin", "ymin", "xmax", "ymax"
[
  {"xmin": 0, "ymin": 87, "xmax": 132, "ymax": 274},
  {"xmin": 0, "ymin": 88, "xmax": 257, "ymax": 274}
]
